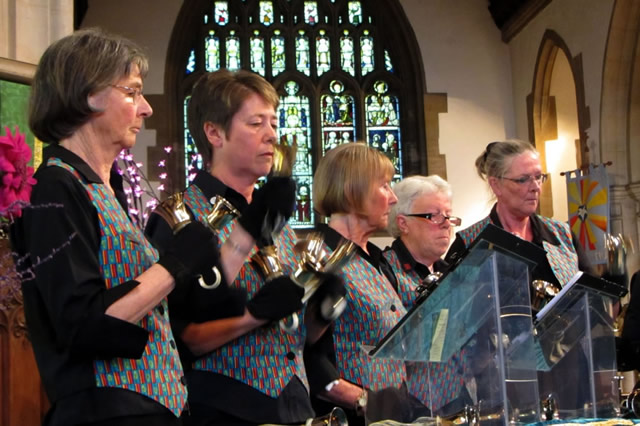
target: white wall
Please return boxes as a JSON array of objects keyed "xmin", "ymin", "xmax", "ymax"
[
  {"xmin": 508, "ymin": 0, "xmax": 615, "ymax": 167},
  {"xmin": 400, "ymin": 0, "xmax": 516, "ymax": 228},
  {"xmin": 546, "ymin": 51, "xmax": 579, "ymax": 223}
]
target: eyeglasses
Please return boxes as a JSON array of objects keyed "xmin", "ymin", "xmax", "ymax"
[
  {"xmin": 502, "ymin": 173, "xmax": 548, "ymax": 185},
  {"xmin": 405, "ymin": 212, "xmax": 462, "ymax": 227},
  {"xmin": 111, "ymin": 84, "xmax": 144, "ymax": 103}
]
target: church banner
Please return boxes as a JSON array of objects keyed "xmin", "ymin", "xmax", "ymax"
[{"xmin": 566, "ymin": 164, "xmax": 610, "ymax": 265}]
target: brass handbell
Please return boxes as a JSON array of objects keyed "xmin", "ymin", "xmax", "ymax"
[
  {"xmin": 251, "ymin": 245, "xmax": 285, "ymax": 281},
  {"xmin": 154, "ymin": 191, "xmax": 224, "ymax": 289},
  {"xmin": 605, "ymin": 233, "xmax": 628, "ymax": 278},
  {"xmin": 207, "ymin": 195, "xmax": 240, "ymax": 231},
  {"xmin": 271, "ymin": 141, "xmax": 298, "ymax": 177},
  {"xmin": 154, "ymin": 192, "xmax": 192, "ymax": 234},
  {"xmin": 280, "ymin": 233, "xmax": 356, "ymax": 333},
  {"xmin": 531, "ymin": 279, "xmax": 561, "ymax": 312}
]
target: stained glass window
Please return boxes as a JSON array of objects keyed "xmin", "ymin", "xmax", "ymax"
[
  {"xmin": 348, "ymin": 1, "xmax": 362, "ymax": 25},
  {"xmin": 316, "ymin": 30, "xmax": 331, "ymax": 76},
  {"xmin": 296, "ymin": 30, "xmax": 311, "ymax": 76},
  {"xmin": 278, "ymin": 81, "xmax": 314, "ymax": 228},
  {"xmin": 361, "ymin": 30, "xmax": 374, "ymax": 75},
  {"xmin": 385, "ymin": 49, "xmax": 394, "ymax": 73},
  {"xmin": 271, "ymin": 30, "xmax": 286, "ymax": 76},
  {"xmin": 226, "ymin": 31, "xmax": 241, "ymax": 70},
  {"xmin": 340, "ymin": 30, "xmax": 355, "ymax": 76},
  {"xmin": 250, "ymin": 31, "xmax": 265, "ymax": 76},
  {"xmin": 186, "ymin": 49, "xmax": 196, "ymax": 74},
  {"xmin": 181, "ymin": 0, "xmax": 419, "ymax": 228},
  {"xmin": 205, "ymin": 31, "xmax": 220, "ymax": 71},
  {"xmin": 321, "ymin": 80, "xmax": 355, "ymax": 154},
  {"xmin": 183, "ymin": 96, "xmax": 202, "ymax": 183},
  {"xmin": 304, "ymin": 2, "xmax": 319, "ymax": 25},
  {"xmin": 214, "ymin": 2, "xmax": 229, "ymax": 26},
  {"xmin": 366, "ymin": 80, "xmax": 402, "ymax": 180},
  {"xmin": 259, "ymin": 1, "xmax": 274, "ymax": 26}
]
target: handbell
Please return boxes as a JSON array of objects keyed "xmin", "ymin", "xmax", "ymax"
[
  {"xmin": 207, "ymin": 195, "xmax": 241, "ymax": 231},
  {"xmin": 280, "ymin": 233, "xmax": 356, "ymax": 333},
  {"xmin": 154, "ymin": 192, "xmax": 192, "ymax": 234},
  {"xmin": 271, "ymin": 141, "xmax": 298, "ymax": 177},
  {"xmin": 305, "ymin": 407, "xmax": 348, "ymax": 426},
  {"xmin": 530, "ymin": 279, "xmax": 561, "ymax": 312},
  {"xmin": 605, "ymin": 233, "xmax": 628, "ymax": 278},
  {"xmin": 153, "ymin": 192, "xmax": 223, "ymax": 289},
  {"xmin": 251, "ymin": 245, "xmax": 285, "ymax": 281}
]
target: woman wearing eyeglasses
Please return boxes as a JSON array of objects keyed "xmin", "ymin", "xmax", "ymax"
[
  {"xmin": 9, "ymin": 29, "xmax": 224, "ymax": 426},
  {"xmin": 444, "ymin": 139, "xmax": 594, "ymax": 414},
  {"xmin": 445, "ymin": 139, "xmax": 591, "ymax": 290},
  {"xmin": 382, "ymin": 175, "xmax": 471, "ymax": 415},
  {"xmin": 384, "ymin": 175, "xmax": 460, "ymax": 307}
]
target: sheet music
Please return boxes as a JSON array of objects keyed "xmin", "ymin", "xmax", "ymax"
[{"xmin": 429, "ymin": 309, "xmax": 448, "ymax": 362}]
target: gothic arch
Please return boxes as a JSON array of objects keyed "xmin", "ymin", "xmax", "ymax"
[
  {"xmin": 527, "ymin": 29, "xmax": 589, "ymax": 217},
  {"xmin": 599, "ymin": 0, "xmax": 640, "ymax": 274},
  {"xmin": 151, "ymin": 0, "xmax": 426, "ymax": 205}
]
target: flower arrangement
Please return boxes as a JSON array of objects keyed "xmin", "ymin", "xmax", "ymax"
[
  {"xmin": 0, "ymin": 126, "xmax": 36, "ymax": 223},
  {"xmin": 115, "ymin": 146, "xmax": 174, "ymax": 229},
  {"xmin": 0, "ymin": 126, "xmax": 36, "ymax": 310}
]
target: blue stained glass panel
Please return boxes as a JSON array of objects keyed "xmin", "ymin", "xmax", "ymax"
[
  {"xmin": 365, "ymin": 81, "xmax": 402, "ymax": 178},
  {"xmin": 296, "ymin": 31, "xmax": 311, "ymax": 76},
  {"xmin": 385, "ymin": 49, "xmax": 394, "ymax": 73},
  {"xmin": 214, "ymin": 2, "xmax": 229, "ymax": 25},
  {"xmin": 205, "ymin": 31, "xmax": 220, "ymax": 71},
  {"xmin": 321, "ymin": 80, "xmax": 355, "ymax": 154},
  {"xmin": 316, "ymin": 30, "xmax": 330, "ymax": 76},
  {"xmin": 186, "ymin": 49, "xmax": 196, "ymax": 74},
  {"xmin": 271, "ymin": 30, "xmax": 286, "ymax": 76},
  {"xmin": 277, "ymin": 81, "xmax": 314, "ymax": 228},
  {"xmin": 226, "ymin": 31, "xmax": 241, "ymax": 70}
]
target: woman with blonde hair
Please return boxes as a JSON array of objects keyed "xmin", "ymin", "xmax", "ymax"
[{"xmin": 305, "ymin": 142, "xmax": 429, "ymax": 425}]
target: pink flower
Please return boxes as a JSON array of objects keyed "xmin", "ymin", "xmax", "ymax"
[{"xmin": 0, "ymin": 126, "xmax": 37, "ymax": 218}]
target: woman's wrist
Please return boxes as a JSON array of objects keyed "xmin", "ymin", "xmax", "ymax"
[{"xmin": 355, "ymin": 388, "xmax": 368, "ymax": 416}]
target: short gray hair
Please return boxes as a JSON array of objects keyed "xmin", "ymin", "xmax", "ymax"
[{"xmin": 387, "ymin": 175, "xmax": 452, "ymax": 238}]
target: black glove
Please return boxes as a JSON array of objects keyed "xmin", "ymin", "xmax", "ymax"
[
  {"xmin": 157, "ymin": 221, "xmax": 222, "ymax": 286},
  {"xmin": 246, "ymin": 276, "xmax": 304, "ymax": 321},
  {"xmin": 307, "ymin": 272, "xmax": 347, "ymax": 323},
  {"xmin": 191, "ymin": 286, "xmax": 247, "ymax": 323},
  {"xmin": 238, "ymin": 177, "xmax": 296, "ymax": 244}
]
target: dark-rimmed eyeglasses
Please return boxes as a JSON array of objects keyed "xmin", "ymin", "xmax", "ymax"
[
  {"xmin": 111, "ymin": 84, "xmax": 144, "ymax": 103},
  {"xmin": 502, "ymin": 173, "xmax": 548, "ymax": 185},
  {"xmin": 405, "ymin": 212, "xmax": 462, "ymax": 227}
]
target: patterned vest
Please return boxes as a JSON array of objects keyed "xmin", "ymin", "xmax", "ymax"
[
  {"xmin": 456, "ymin": 215, "xmax": 579, "ymax": 286},
  {"xmin": 383, "ymin": 246, "xmax": 465, "ymax": 409},
  {"xmin": 183, "ymin": 184, "xmax": 309, "ymax": 397},
  {"xmin": 382, "ymin": 247, "xmax": 420, "ymax": 310},
  {"xmin": 48, "ymin": 158, "xmax": 187, "ymax": 416},
  {"xmin": 329, "ymin": 242, "xmax": 407, "ymax": 390}
]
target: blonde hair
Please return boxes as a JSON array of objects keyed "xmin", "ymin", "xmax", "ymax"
[{"xmin": 313, "ymin": 142, "xmax": 395, "ymax": 216}]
